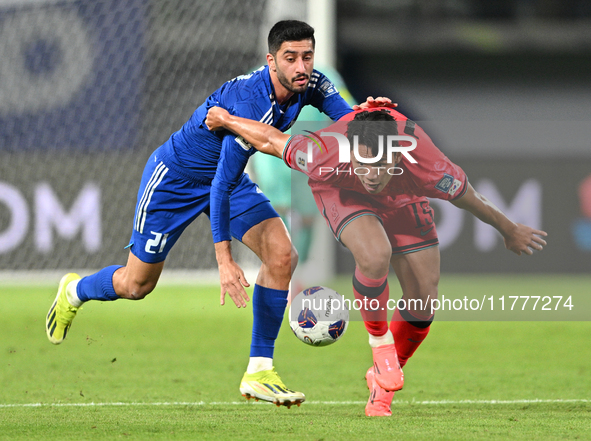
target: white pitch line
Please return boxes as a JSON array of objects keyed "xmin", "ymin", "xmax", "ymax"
[{"xmin": 0, "ymin": 399, "xmax": 588, "ymax": 408}]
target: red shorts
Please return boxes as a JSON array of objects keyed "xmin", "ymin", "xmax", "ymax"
[{"xmin": 311, "ymin": 185, "xmax": 438, "ymax": 255}]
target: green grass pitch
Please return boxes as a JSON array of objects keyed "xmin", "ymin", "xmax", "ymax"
[{"xmin": 1, "ymin": 275, "xmax": 590, "ymax": 440}]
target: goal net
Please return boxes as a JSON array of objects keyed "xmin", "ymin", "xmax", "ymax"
[{"xmin": 0, "ymin": 0, "xmax": 269, "ymax": 273}]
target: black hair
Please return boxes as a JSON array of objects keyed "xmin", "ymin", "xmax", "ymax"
[
  {"xmin": 268, "ymin": 20, "xmax": 315, "ymax": 55},
  {"xmin": 346, "ymin": 109, "xmax": 398, "ymax": 153}
]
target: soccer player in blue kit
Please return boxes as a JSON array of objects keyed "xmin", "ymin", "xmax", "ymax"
[{"xmin": 45, "ymin": 20, "xmax": 388, "ymax": 407}]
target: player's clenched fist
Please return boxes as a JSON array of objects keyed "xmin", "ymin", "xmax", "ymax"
[{"xmin": 205, "ymin": 106, "xmax": 230, "ymax": 131}]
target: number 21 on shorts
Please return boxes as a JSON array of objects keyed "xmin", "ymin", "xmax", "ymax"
[{"xmin": 145, "ymin": 231, "xmax": 169, "ymax": 254}]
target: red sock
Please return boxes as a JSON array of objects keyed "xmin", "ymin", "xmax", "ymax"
[
  {"xmin": 389, "ymin": 307, "xmax": 432, "ymax": 368},
  {"xmin": 352, "ymin": 268, "xmax": 389, "ymax": 336}
]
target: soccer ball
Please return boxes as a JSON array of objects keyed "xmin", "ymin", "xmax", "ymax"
[{"xmin": 289, "ymin": 286, "xmax": 349, "ymax": 346}]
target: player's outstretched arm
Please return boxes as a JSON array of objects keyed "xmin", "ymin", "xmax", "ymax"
[
  {"xmin": 451, "ymin": 183, "xmax": 548, "ymax": 256},
  {"xmin": 206, "ymin": 106, "xmax": 289, "ymax": 159}
]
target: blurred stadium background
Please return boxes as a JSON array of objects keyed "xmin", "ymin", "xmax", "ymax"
[{"xmin": 0, "ymin": 0, "xmax": 590, "ymax": 284}]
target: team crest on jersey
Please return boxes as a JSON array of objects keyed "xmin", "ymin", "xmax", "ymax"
[
  {"xmin": 318, "ymin": 78, "xmax": 338, "ymax": 98},
  {"xmin": 435, "ymin": 173, "xmax": 454, "ymax": 194}
]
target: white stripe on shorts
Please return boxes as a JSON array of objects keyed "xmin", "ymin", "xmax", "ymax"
[
  {"xmin": 135, "ymin": 161, "xmax": 166, "ymax": 231},
  {"xmin": 135, "ymin": 161, "xmax": 168, "ymax": 234}
]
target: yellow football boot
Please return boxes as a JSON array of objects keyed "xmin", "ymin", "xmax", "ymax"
[
  {"xmin": 240, "ymin": 368, "xmax": 305, "ymax": 408},
  {"xmin": 46, "ymin": 273, "xmax": 81, "ymax": 344}
]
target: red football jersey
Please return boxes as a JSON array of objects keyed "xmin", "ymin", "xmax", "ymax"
[{"xmin": 282, "ymin": 107, "xmax": 468, "ymax": 208}]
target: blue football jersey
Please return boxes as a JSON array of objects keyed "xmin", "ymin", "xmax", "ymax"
[{"xmin": 159, "ymin": 65, "xmax": 352, "ymax": 242}]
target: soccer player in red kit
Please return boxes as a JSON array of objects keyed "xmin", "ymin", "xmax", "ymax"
[{"xmin": 205, "ymin": 106, "xmax": 548, "ymax": 416}]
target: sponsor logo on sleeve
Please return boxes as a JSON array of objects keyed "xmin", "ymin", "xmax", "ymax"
[
  {"xmin": 235, "ymin": 136, "xmax": 253, "ymax": 151},
  {"xmin": 448, "ymin": 179, "xmax": 463, "ymax": 196},
  {"xmin": 435, "ymin": 173, "xmax": 454, "ymax": 193},
  {"xmin": 295, "ymin": 150, "xmax": 308, "ymax": 172},
  {"xmin": 318, "ymin": 78, "xmax": 338, "ymax": 98}
]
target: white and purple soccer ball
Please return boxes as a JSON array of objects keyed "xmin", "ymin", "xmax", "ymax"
[{"xmin": 289, "ymin": 286, "xmax": 349, "ymax": 347}]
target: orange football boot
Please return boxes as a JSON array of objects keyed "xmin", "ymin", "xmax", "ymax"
[
  {"xmin": 371, "ymin": 343, "xmax": 404, "ymax": 391},
  {"xmin": 365, "ymin": 366, "xmax": 395, "ymax": 417}
]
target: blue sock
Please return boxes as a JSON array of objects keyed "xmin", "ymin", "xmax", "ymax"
[
  {"xmin": 76, "ymin": 265, "xmax": 123, "ymax": 302},
  {"xmin": 250, "ymin": 284, "xmax": 288, "ymax": 358}
]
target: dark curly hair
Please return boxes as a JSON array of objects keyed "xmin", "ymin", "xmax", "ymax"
[
  {"xmin": 346, "ymin": 109, "xmax": 398, "ymax": 154},
  {"xmin": 268, "ymin": 20, "xmax": 315, "ymax": 55}
]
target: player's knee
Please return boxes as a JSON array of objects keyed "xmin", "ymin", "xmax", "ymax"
[
  {"xmin": 423, "ymin": 279, "xmax": 439, "ymax": 300},
  {"xmin": 355, "ymin": 244, "xmax": 392, "ymax": 278},
  {"xmin": 421, "ymin": 271, "xmax": 440, "ymax": 294},
  {"xmin": 406, "ymin": 276, "xmax": 439, "ymax": 307},
  {"xmin": 263, "ymin": 242, "xmax": 293, "ymax": 279},
  {"xmin": 126, "ymin": 279, "xmax": 157, "ymax": 300}
]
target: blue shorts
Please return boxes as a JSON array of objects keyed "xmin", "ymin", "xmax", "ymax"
[{"xmin": 129, "ymin": 148, "xmax": 278, "ymax": 263}]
